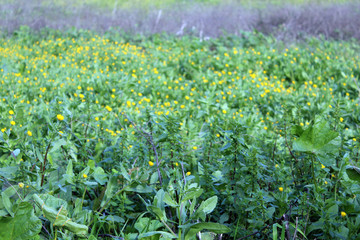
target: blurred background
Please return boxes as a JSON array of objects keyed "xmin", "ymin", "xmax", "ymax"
[{"xmin": 0, "ymin": 0, "xmax": 359, "ymax": 40}]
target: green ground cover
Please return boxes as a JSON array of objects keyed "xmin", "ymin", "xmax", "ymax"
[{"xmin": 0, "ymin": 29, "xmax": 360, "ymax": 239}]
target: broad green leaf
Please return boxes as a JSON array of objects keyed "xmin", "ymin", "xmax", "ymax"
[
  {"xmin": 293, "ymin": 120, "xmax": 340, "ymax": 166},
  {"xmin": 147, "ymin": 206, "xmax": 166, "ymax": 221},
  {"xmin": 182, "ymin": 188, "xmax": 203, "ymax": 202},
  {"xmin": 0, "ymin": 202, "xmax": 42, "ymax": 240},
  {"xmin": 0, "ymin": 166, "xmax": 18, "ymax": 179},
  {"xmin": 1, "ymin": 186, "xmax": 17, "ymax": 217},
  {"xmin": 135, "ymin": 217, "xmax": 162, "ymax": 233},
  {"xmin": 346, "ymin": 166, "xmax": 360, "ymax": 182},
  {"xmin": 150, "ymin": 172, "xmax": 158, "ymax": 184},
  {"xmin": 94, "ymin": 167, "xmax": 108, "ymax": 185},
  {"xmin": 164, "ymin": 192, "xmax": 178, "ymax": 207},
  {"xmin": 154, "ymin": 189, "xmax": 165, "ymax": 210},
  {"xmin": 183, "ymin": 222, "xmax": 230, "ymax": 240},
  {"xmin": 33, "ymin": 194, "xmax": 88, "ymax": 236},
  {"xmin": 50, "ymin": 139, "xmax": 67, "ymax": 153},
  {"xmin": 87, "ymin": 160, "xmax": 95, "ymax": 170},
  {"xmin": 197, "ymin": 196, "xmax": 218, "ymax": 215}
]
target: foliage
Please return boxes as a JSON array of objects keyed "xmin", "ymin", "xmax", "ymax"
[{"xmin": 0, "ymin": 29, "xmax": 360, "ymax": 239}]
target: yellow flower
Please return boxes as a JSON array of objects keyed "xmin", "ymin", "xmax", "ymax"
[
  {"xmin": 149, "ymin": 161, "xmax": 154, "ymax": 166},
  {"xmin": 340, "ymin": 117, "xmax": 344, "ymax": 123},
  {"xmin": 279, "ymin": 187, "xmax": 284, "ymax": 192},
  {"xmin": 83, "ymin": 173, "xmax": 88, "ymax": 178},
  {"xmin": 307, "ymin": 102, "xmax": 311, "ymax": 106},
  {"xmin": 186, "ymin": 171, "xmax": 191, "ymax": 176},
  {"xmin": 18, "ymin": 182, "xmax": 24, "ymax": 188},
  {"xmin": 105, "ymin": 106, "xmax": 112, "ymax": 112},
  {"xmin": 27, "ymin": 131, "xmax": 32, "ymax": 136},
  {"xmin": 193, "ymin": 146, "xmax": 198, "ymax": 150},
  {"xmin": 264, "ymin": 126, "xmax": 268, "ymax": 130},
  {"xmin": 222, "ymin": 109, "xmax": 227, "ymax": 114},
  {"xmin": 341, "ymin": 211, "xmax": 347, "ymax": 217},
  {"xmin": 321, "ymin": 164, "xmax": 325, "ymax": 169},
  {"xmin": 57, "ymin": 114, "xmax": 64, "ymax": 121},
  {"xmin": 10, "ymin": 121, "xmax": 15, "ymax": 126},
  {"xmin": 354, "ymin": 138, "xmax": 357, "ymax": 142},
  {"xmin": 175, "ymin": 162, "xmax": 179, "ymax": 167},
  {"xmin": 9, "ymin": 110, "xmax": 14, "ymax": 115}
]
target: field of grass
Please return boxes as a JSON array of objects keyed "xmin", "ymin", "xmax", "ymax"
[{"xmin": 1, "ymin": 28, "xmax": 360, "ymax": 239}]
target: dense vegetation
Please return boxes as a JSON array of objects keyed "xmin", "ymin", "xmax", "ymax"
[{"xmin": 1, "ymin": 28, "xmax": 360, "ymax": 239}]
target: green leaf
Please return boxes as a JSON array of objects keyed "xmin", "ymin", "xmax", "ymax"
[
  {"xmin": 126, "ymin": 184, "xmax": 153, "ymax": 193},
  {"xmin": 135, "ymin": 217, "xmax": 162, "ymax": 233},
  {"xmin": 150, "ymin": 172, "xmax": 158, "ymax": 185},
  {"xmin": 0, "ymin": 166, "xmax": 18, "ymax": 179},
  {"xmin": 182, "ymin": 188, "xmax": 203, "ymax": 202},
  {"xmin": 63, "ymin": 159, "xmax": 74, "ymax": 184},
  {"xmin": 35, "ymin": 148, "xmax": 44, "ymax": 164},
  {"xmin": 1, "ymin": 186, "xmax": 17, "ymax": 217},
  {"xmin": 138, "ymin": 231, "xmax": 176, "ymax": 239},
  {"xmin": 50, "ymin": 139, "xmax": 67, "ymax": 153},
  {"xmin": 101, "ymin": 175, "xmax": 117, "ymax": 207},
  {"xmin": 183, "ymin": 222, "xmax": 230, "ymax": 240},
  {"xmin": 147, "ymin": 206, "xmax": 166, "ymax": 221},
  {"xmin": 346, "ymin": 165, "xmax": 360, "ymax": 182},
  {"xmin": 290, "ymin": 125, "xmax": 304, "ymax": 137},
  {"xmin": 33, "ymin": 194, "xmax": 88, "ymax": 236},
  {"xmin": 197, "ymin": 196, "xmax": 218, "ymax": 215},
  {"xmin": 293, "ymin": 120, "xmax": 340, "ymax": 166},
  {"xmin": 154, "ymin": 189, "xmax": 165, "ymax": 210},
  {"xmin": 164, "ymin": 192, "xmax": 178, "ymax": 207},
  {"xmin": 94, "ymin": 167, "xmax": 108, "ymax": 185},
  {"xmin": 0, "ymin": 202, "xmax": 42, "ymax": 240}
]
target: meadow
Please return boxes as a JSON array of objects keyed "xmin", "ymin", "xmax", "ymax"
[{"xmin": 0, "ymin": 27, "xmax": 360, "ymax": 239}]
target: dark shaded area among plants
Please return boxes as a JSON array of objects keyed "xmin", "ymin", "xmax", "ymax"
[{"xmin": 1, "ymin": 0, "xmax": 360, "ymax": 40}]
